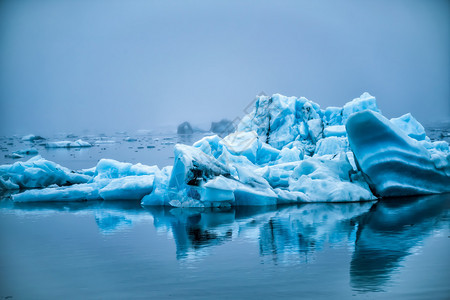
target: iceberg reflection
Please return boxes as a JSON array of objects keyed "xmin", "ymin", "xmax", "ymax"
[
  {"xmin": 351, "ymin": 194, "xmax": 449, "ymax": 292},
  {"xmin": 145, "ymin": 203, "xmax": 375, "ymax": 262},
  {"xmin": 1, "ymin": 192, "xmax": 448, "ymax": 294},
  {"xmin": 0, "ymin": 199, "xmax": 152, "ymax": 234}
]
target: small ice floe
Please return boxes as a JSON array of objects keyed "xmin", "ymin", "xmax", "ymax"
[
  {"xmin": 21, "ymin": 134, "xmax": 45, "ymax": 142},
  {"xmin": 124, "ymin": 137, "xmax": 138, "ymax": 142},
  {"xmin": 94, "ymin": 140, "xmax": 116, "ymax": 145},
  {"xmin": 4, "ymin": 153, "xmax": 23, "ymax": 159},
  {"xmin": 45, "ymin": 139, "xmax": 92, "ymax": 148},
  {"xmin": 14, "ymin": 148, "xmax": 39, "ymax": 155}
]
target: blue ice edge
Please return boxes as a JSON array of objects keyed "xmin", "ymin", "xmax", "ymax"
[{"xmin": 1, "ymin": 92, "xmax": 449, "ymax": 206}]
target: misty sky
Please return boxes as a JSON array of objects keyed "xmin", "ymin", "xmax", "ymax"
[{"xmin": 0, "ymin": 0, "xmax": 449, "ymax": 135}]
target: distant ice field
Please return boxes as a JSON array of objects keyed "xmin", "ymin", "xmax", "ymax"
[{"xmin": 0, "ymin": 132, "xmax": 207, "ymax": 171}]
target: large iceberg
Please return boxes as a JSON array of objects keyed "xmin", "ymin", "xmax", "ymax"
[{"xmin": 2, "ymin": 92, "xmax": 449, "ymax": 206}]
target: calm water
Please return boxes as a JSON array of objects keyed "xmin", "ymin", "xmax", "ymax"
[
  {"xmin": 0, "ymin": 195, "xmax": 449, "ymax": 299},
  {"xmin": 0, "ymin": 130, "xmax": 450, "ymax": 299}
]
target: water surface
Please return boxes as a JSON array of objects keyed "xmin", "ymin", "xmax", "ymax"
[{"xmin": 0, "ymin": 194, "xmax": 449, "ymax": 299}]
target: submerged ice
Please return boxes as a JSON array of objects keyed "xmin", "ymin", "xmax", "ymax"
[{"xmin": 1, "ymin": 92, "xmax": 449, "ymax": 206}]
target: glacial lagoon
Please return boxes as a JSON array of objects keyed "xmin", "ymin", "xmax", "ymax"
[
  {"xmin": 0, "ymin": 194, "xmax": 449, "ymax": 299},
  {"xmin": 0, "ymin": 130, "xmax": 449, "ymax": 299}
]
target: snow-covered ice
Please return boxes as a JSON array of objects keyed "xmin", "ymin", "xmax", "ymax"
[{"xmin": 2, "ymin": 92, "xmax": 449, "ymax": 206}]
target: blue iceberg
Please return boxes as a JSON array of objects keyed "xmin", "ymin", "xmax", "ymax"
[
  {"xmin": 346, "ymin": 110, "xmax": 450, "ymax": 197},
  {"xmin": 1, "ymin": 92, "xmax": 449, "ymax": 206}
]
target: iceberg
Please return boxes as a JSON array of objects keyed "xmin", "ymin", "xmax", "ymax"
[{"xmin": 2, "ymin": 92, "xmax": 449, "ymax": 206}]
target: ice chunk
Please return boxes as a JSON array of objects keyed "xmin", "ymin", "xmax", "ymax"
[
  {"xmin": 216, "ymin": 147, "xmax": 256, "ymax": 178},
  {"xmin": 346, "ymin": 110, "xmax": 450, "ymax": 197},
  {"xmin": 275, "ymin": 146, "xmax": 304, "ymax": 163},
  {"xmin": 257, "ymin": 142, "xmax": 280, "ymax": 164},
  {"xmin": 141, "ymin": 166, "xmax": 173, "ymax": 206},
  {"xmin": 0, "ymin": 155, "xmax": 90, "ymax": 190},
  {"xmin": 307, "ymin": 119, "xmax": 323, "ymax": 143},
  {"xmin": 221, "ymin": 131, "xmax": 260, "ymax": 163},
  {"xmin": 14, "ymin": 148, "xmax": 39, "ymax": 155},
  {"xmin": 169, "ymin": 144, "xmax": 231, "ymax": 189},
  {"xmin": 45, "ymin": 139, "xmax": 92, "ymax": 148},
  {"xmin": 323, "ymin": 106, "xmax": 343, "ymax": 126},
  {"xmin": 123, "ymin": 137, "xmax": 137, "ymax": 142},
  {"xmin": 99, "ymin": 175, "xmax": 155, "ymax": 201},
  {"xmin": 237, "ymin": 94, "xmax": 323, "ymax": 149},
  {"xmin": 323, "ymin": 125, "xmax": 346, "ymax": 138},
  {"xmin": 193, "ymin": 135, "xmax": 223, "ymax": 158},
  {"xmin": 342, "ymin": 92, "xmax": 381, "ymax": 124},
  {"xmin": 21, "ymin": 134, "xmax": 45, "ymax": 142},
  {"xmin": 94, "ymin": 159, "xmax": 159, "ymax": 180},
  {"xmin": 288, "ymin": 155, "xmax": 376, "ymax": 201},
  {"xmin": 314, "ymin": 137, "xmax": 349, "ymax": 157},
  {"xmin": 5, "ymin": 153, "xmax": 23, "ymax": 159},
  {"xmin": 258, "ymin": 161, "xmax": 301, "ymax": 188},
  {"xmin": 390, "ymin": 113, "xmax": 427, "ymax": 141}
]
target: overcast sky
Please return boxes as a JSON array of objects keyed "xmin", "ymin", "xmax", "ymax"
[{"xmin": 0, "ymin": 0, "xmax": 449, "ymax": 135}]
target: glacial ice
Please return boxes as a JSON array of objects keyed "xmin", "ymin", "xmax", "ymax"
[
  {"xmin": 0, "ymin": 156, "xmax": 90, "ymax": 190},
  {"xmin": 2, "ymin": 92, "xmax": 450, "ymax": 206},
  {"xmin": 346, "ymin": 110, "xmax": 450, "ymax": 197},
  {"xmin": 98, "ymin": 175, "xmax": 155, "ymax": 201},
  {"xmin": 7, "ymin": 157, "xmax": 159, "ymax": 202}
]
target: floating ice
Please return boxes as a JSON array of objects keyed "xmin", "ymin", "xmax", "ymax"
[
  {"xmin": 45, "ymin": 139, "xmax": 92, "ymax": 148},
  {"xmin": 5, "ymin": 153, "xmax": 23, "ymax": 159},
  {"xmin": 14, "ymin": 148, "xmax": 39, "ymax": 155},
  {"xmin": 0, "ymin": 156, "xmax": 90, "ymax": 190},
  {"xmin": 21, "ymin": 134, "xmax": 45, "ymax": 142},
  {"xmin": 3, "ymin": 92, "xmax": 449, "ymax": 206}
]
